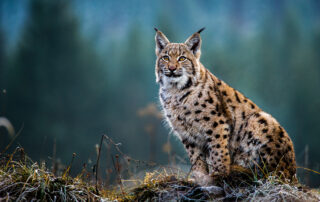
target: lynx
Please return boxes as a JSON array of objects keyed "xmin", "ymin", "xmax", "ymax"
[{"xmin": 154, "ymin": 28, "xmax": 296, "ymax": 185}]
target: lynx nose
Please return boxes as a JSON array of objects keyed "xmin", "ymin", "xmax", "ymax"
[{"xmin": 168, "ymin": 66, "xmax": 177, "ymax": 71}]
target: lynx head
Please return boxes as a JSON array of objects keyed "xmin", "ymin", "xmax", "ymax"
[{"xmin": 155, "ymin": 28, "xmax": 205, "ymax": 88}]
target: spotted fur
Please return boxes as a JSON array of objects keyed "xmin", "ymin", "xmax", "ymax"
[{"xmin": 154, "ymin": 28, "xmax": 296, "ymax": 185}]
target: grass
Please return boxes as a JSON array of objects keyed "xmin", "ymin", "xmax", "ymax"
[
  {"xmin": 0, "ymin": 131, "xmax": 319, "ymax": 201},
  {"xmin": 0, "ymin": 147, "xmax": 319, "ymax": 201},
  {"xmin": 0, "ymin": 147, "xmax": 99, "ymax": 201}
]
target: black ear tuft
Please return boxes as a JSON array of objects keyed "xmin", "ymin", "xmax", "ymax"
[
  {"xmin": 185, "ymin": 29, "xmax": 203, "ymax": 59},
  {"xmin": 197, "ymin": 27, "xmax": 205, "ymax": 34},
  {"xmin": 154, "ymin": 27, "xmax": 159, "ymax": 32}
]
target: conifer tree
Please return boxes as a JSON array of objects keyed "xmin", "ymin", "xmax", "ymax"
[{"xmin": 7, "ymin": 0, "xmax": 106, "ymax": 161}]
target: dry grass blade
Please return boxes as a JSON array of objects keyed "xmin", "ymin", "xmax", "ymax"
[
  {"xmin": 297, "ymin": 167, "xmax": 320, "ymax": 175},
  {"xmin": 0, "ymin": 123, "xmax": 23, "ymax": 156},
  {"xmin": 0, "ymin": 117, "xmax": 15, "ymax": 138}
]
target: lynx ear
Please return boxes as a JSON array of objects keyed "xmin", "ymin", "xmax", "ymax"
[
  {"xmin": 185, "ymin": 28, "xmax": 205, "ymax": 59},
  {"xmin": 154, "ymin": 28, "xmax": 170, "ymax": 56}
]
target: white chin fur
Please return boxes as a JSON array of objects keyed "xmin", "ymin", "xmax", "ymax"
[{"xmin": 163, "ymin": 73, "xmax": 189, "ymax": 89}]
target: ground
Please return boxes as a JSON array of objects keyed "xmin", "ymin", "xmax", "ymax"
[{"xmin": 0, "ymin": 149, "xmax": 319, "ymax": 201}]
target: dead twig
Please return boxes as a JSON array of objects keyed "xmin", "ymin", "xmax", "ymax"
[
  {"xmin": 112, "ymin": 154, "xmax": 125, "ymax": 195},
  {"xmin": 103, "ymin": 134, "xmax": 156, "ymax": 168},
  {"xmin": 95, "ymin": 134, "xmax": 105, "ymax": 194},
  {"xmin": 62, "ymin": 152, "xmax": 76, "ymax": 180}
]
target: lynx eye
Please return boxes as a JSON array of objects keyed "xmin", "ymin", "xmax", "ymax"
[
  {"xmin": 178, "ymin": 56, "xmax": 186, "ymax": 62},
  {"xmin": 162, "ymin": 56, "xmax": 170, "ymax": 61}
]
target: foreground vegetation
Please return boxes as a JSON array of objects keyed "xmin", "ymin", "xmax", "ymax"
[
  {"xmin": 0, "ymin": 147, "xmax": 99, "ymax": 201},
  {"xmin": 0, "ymin": 147, "xmax": 319, "ymax": 201}
]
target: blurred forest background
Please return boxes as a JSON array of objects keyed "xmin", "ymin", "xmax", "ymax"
[{"xmin": 0, "ymin": 0, "xmax": 320, "ymax": 187}]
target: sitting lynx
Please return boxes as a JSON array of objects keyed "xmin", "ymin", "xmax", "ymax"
[{"xmin": 154, "ymin": 28, "xmax": 296, "ymax": 185}]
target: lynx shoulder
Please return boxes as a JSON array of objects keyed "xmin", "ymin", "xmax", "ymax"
[{"xmin": 154, "ymin": 28, "xmax": 296, "ymax": 185}]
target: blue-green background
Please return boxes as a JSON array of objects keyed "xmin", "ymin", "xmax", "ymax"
[{"xmin": 1, "ymin": 0, "xmax": 319, "ymax": 186}]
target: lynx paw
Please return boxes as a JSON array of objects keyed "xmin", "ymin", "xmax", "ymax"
[{"xmin": 190, "ymin": 171, "xmax": 213, "ymax": 186}]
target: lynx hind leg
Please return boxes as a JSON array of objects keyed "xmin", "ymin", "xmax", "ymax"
[
  {"xmin": 258, "ymin": 123, "xmax": 296, "ymax": 178},
  {"xmin": 233, "ymin": 112, "xmax": 296, "ymax": 178}
]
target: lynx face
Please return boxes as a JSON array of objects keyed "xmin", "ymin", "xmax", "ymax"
[{"xmin": 155, "ymin": 28, "xmax": 204, "ymax": 89}]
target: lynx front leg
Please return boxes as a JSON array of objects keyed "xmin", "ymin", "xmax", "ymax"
[
  {"xmin": 205, "ymin": 122, "xmax": 231, "ymax": 177},
  {"xmin": 182, "ymin": 139, "xmax": 213, "ymax": 185},
  {"xmin": 183, "ymin": 139, "xmax": 208, "ymax": 174}
]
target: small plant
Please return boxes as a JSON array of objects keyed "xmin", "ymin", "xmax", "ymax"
[{"xmin": 0, "ymin": 147, "xmax": 99, "ymax": 201}]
